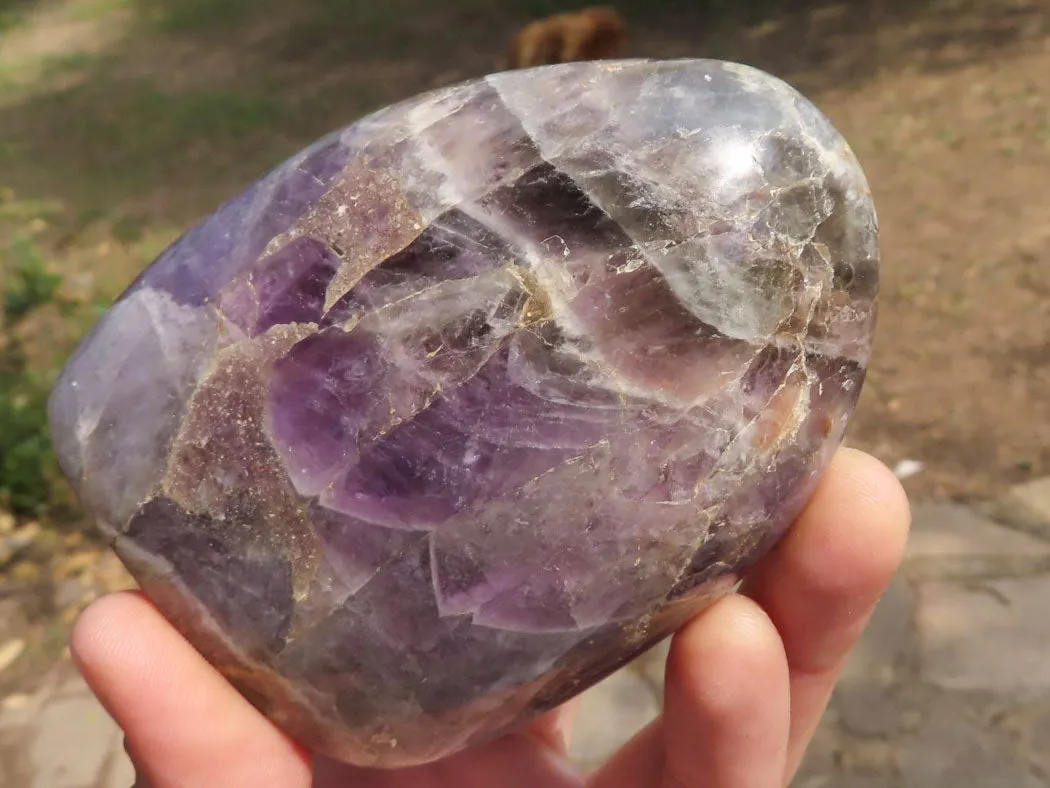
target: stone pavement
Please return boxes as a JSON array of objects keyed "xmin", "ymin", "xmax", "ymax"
[
  {"xmin": 2, "ymin": 484, "xmax": 1049, "ymax": 786},
  {"xmin": 570, "ymin": 490, "xmax": 1050, "ymax": 786},
  {"xmin": 0, "ymin": 663, "xmax": 133, "ymax": 788}
]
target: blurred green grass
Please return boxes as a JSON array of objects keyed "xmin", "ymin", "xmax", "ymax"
[{"xmin": 0, "ymin": 230, "xmax": 68, "ymax": 516}]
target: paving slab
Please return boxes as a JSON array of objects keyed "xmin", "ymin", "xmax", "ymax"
[
  {"xmin": 994, "ymin": 477, "xmax": 1050, "ymax": 538},
  {"xmin": 28, "ymin": 691, "xmax": 120, "ymax": 788},
  {"xmin": 568, "ymin": 665, "xmax": 660, "ymax": 769},
  {"xmin": 101, "ymin": 745, "xmax": 135, "ymax": 788},
  {"xmin": 898, "ymin": 698, "xmax": 1044, "ymax": 788},
  {"xmin": 906, "ymin": 501, "xmax": 1050, "ymax": 577},
  {"xmin": 838, "ymin": 572, "xmax": 915, "ymax": 686},
  {"xmin": 0, "ymin": 669, "xmax": 132, "ymax": 788},
  {"xmin": 917, "ymin": 576, "xmax": 1050, "ymax": 696}
]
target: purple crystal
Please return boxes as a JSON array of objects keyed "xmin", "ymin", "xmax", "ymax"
[{"xmin": 48, "ymin": 59, "xmax": 879, "ymax": 767}]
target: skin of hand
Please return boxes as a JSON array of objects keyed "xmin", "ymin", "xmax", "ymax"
[{"xmin": 71, "ymin": 447, "xmax": 910, "ymax": 788}]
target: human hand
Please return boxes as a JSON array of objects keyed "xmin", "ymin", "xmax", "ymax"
[{"xmin": 71, "ymin": 447, "xmax": 910, "ymax": 788}]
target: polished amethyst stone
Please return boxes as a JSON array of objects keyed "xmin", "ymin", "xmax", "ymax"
[{"xmin": 49, "ymin": 59, "xmax": 878, "ymax": 766}]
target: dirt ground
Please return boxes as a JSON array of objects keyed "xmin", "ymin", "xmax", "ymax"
[
  {"xmin": 1, "ymin": 0, "xmax": 1049, "ymax": 506},
  {"xmin": 799, "ymin": 7, "xmax": 1050, "ymax": 500}
]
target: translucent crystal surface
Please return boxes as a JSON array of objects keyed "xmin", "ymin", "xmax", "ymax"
[{"xmin": 49, "ymin": 58, "xmax": 879, "ymax": 767}]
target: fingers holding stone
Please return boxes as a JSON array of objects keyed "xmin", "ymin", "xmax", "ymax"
[
  {"xmin": 742, "ymin": 447, "xmax": 911, "ymax": 779},
  {"xmin": 661, "ymin": 593, "xmax": 790, "ymax": 788},
  {"xmin": 586, "ymin": 594, "xmax": 789, "ymax": 788},
  {"xmin": 71, "ymin": 591, "xmax": 313, "ymax": 788}
]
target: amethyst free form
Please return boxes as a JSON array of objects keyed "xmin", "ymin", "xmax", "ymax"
[{"xmin": 49, "ymin": 59, "xmax": 878, "ymax": 766}]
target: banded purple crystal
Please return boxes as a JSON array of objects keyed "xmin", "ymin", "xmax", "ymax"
[{"xmin": 48, "ymin": 59, "xmax": 878, "ymax": 767}]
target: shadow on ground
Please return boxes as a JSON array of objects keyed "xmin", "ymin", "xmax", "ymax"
[
  {"xmin": 0, "ymin": 0, "xmax": 1047, "ymax": 503},
  {"xmin": 0, "ymin": 0, "xmax": 1045, "ymax": 228}
]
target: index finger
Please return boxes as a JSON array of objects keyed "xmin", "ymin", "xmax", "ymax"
[
  {"xmin": 72, "ymin": 591, "xmax": 313, "ymax": 788},
  {"xmin": 741, "ymin": 447, "xmax": 911, "ymax": 781}
]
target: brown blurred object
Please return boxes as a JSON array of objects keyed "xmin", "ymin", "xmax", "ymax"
[{"xmin": 505, "ymin": 6, "xmax": 628, "ymax": 70}]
